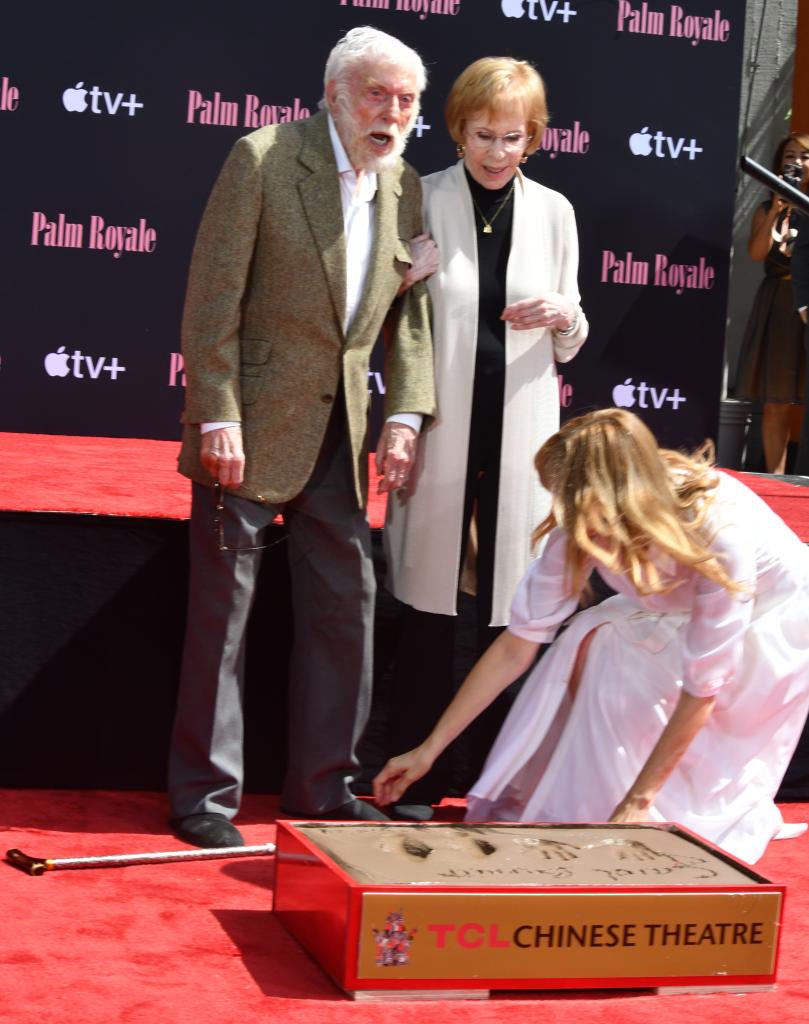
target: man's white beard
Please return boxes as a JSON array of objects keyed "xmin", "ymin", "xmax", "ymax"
[{"xmin": 333, "ymin": 94, "xmax": 415, "ymax": 173}]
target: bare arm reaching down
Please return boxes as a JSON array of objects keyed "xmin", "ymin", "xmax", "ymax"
[
  {"xmin": 609, "ymin": 690, "xmax": 716, "ymax": 823},
  {"xmin": 373, "ymin": 630, "xmax": 539, "ymax": 807}
]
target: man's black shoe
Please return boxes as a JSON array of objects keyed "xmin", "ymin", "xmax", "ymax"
[
  {"xmin": 171, "ymin": 812, "xmax": 244, "ymax": 848},
  {"xmin": 281, "ymin": 798, "xmax": 390, "ymax": 822}
]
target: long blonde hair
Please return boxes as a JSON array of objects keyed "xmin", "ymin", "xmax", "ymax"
[{"xmin": 532, "ymin": 408, "xmax": 744, "ymax": 597}]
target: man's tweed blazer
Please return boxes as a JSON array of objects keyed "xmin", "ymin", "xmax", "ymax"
[{"xmin": 178, "ymin": 109, "xmax": 435, "ymax": 507}]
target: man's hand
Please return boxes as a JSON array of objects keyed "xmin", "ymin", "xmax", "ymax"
[
  {"xmin": 397, "ymin": 232, "xmax": 439, "ymax": 295},
  {"xmin": 200, "ymin": 426, "xmax": 245, "ymax": 489},
  {"xmin": 375, "ymin": 421, "xmax": 417, "ymax": 494}
]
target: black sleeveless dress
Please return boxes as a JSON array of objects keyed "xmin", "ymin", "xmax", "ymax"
[{"xmin": 734, "ymin": 203, "xmax": 805, "ymax": 403}]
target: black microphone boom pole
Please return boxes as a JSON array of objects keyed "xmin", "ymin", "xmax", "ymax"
[{"xmin": 740, "ymin": 155, "xmax": 809, "ymax": 217}]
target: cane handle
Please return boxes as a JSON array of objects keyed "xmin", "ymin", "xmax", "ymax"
[{"xmin": 6, "ymin": 849, "xmax": 51, "ymax": 875}]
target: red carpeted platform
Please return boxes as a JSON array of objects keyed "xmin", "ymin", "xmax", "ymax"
[
  {"xmin": 5, "ymin": 432, "xmax": 809, "ymax": 539},
  {"xmin": 3, "ymin": 438, "xmax": 809, "ymax": 1017},
  {"xmin": 2, "ymin": 789, "xmax": 808, "ymax": 1022},
  {"xmin": 2, "ymin": 432, "xmax": 388, "ymax": 527}
]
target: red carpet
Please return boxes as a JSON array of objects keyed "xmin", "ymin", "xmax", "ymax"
[
  {"xmin": 724, "ymin": 470, "xmax": 809, "ymax": 542},
  {"xmin": 4, "ymin": 433, "xmax": 809, "ymax": 539},
  {"xmin": 2, "ymin": 790, "xmax": 808, "ymax": 1022},
  {"xmin": 4, "ymin": 435, "xmax": 809, "ymax": 1017},
  {"xmin": 2, "ymin": 432, "xmax": 388, "ymax": 527}
]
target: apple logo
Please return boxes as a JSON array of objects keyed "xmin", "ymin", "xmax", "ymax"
[
  {"xmin": 628, "ymin": 127, "xmax": 653, "ymax": 156},
  {"xmin": 612, "ymin": 378, "xmax": 636, "ymax": 407},
  {"xmin": 501, "ymin": 0, "xmax": 525, "ymax": 16},
  {"xmin": 62, "ymin": 82, "xmax": 88, "ymax": 113},
  {"xmin": 44, "ymin": 346, "xmax": 71, "ymax": 377}
]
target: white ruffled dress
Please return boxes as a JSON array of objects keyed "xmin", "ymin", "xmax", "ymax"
[{"xmin": 466, "ymin": 472, "xmax": 809, "ymax": 864}]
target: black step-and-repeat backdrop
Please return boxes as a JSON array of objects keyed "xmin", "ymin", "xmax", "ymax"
[{"xmin": 1, "ymin": 1, "xmax": 744, "ymax": 450}]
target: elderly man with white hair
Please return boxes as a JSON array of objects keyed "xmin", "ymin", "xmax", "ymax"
[{"xmin": 168, "ymin": 26, "xmax": 436, "ymax": 846}]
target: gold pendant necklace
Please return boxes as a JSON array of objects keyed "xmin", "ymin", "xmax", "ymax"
[{"xmin": 471, "ymin": 181, "xmax": 515, "ymax": 234}]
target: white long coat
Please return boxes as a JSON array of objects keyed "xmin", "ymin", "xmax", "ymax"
[{"xmin": 385, "ymin": 161, "xmax": 588, "ymax": 624}]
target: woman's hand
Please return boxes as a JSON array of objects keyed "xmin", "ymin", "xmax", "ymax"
[
  {"xmin": 608, "ymin": 691, "xmax": 716, "ymax": 826},
  {"xmin": 373, "ymin": 746, "xmax": 436, "ymax": 807},
  {"xmin": 748, "ymin": 199, "xmax": 790, "ymax": 261},
  {"xmin": 397, "ymin": 233, "xmax": 439, "ymax": 294},
  {"xmin": 502, "ymin": 292, "xmax": 575, "ymax": 332},
  {"xmin": 608, "ymin": 794, "xmax": 653, "ymax": 824}
]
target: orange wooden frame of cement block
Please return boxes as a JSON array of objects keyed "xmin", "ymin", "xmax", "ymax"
[{"xmin": 272, "ymin": 821, "xmax": 785, "ymax": 997}]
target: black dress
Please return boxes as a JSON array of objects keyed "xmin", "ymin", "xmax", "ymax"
[
  {"xmin": 734, "ymin": 204, "xmax": 806, "ymax": 404},
  {"xmin": 383, "ymin": 170, "xmax": 520, "ymax": 804}
]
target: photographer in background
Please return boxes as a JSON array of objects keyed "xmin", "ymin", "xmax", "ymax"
[
  {"xmin": 792, "ymin": 160, "xmax": 809, "ymax": 474},
  {"xmin": 734, "ymin": 132, "xmax": 809, "ymax": 474}
]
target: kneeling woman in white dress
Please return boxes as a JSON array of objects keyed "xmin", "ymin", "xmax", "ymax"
[{"xmin": 374, "ymin": 407, "xmax": 809, "ymax": 864}]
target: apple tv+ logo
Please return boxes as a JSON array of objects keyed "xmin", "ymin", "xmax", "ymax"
[
  {"xmin": 62, "ymin": 82, "xmax": 144, "ymax": 117},
  {"xmin": 501, "ymin": 0, "xmax": 577, "ymax": 23},
  {"xmin": 612, "ymin": 378, "xmax": 686, "ymax": 410},
  {"xmin": 628, "ymin": 127, "xmax": 703, "ymax": 160},
  {"xmin": 44, "ymin": 347, "xmax": 127, "ymax": 380}
]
